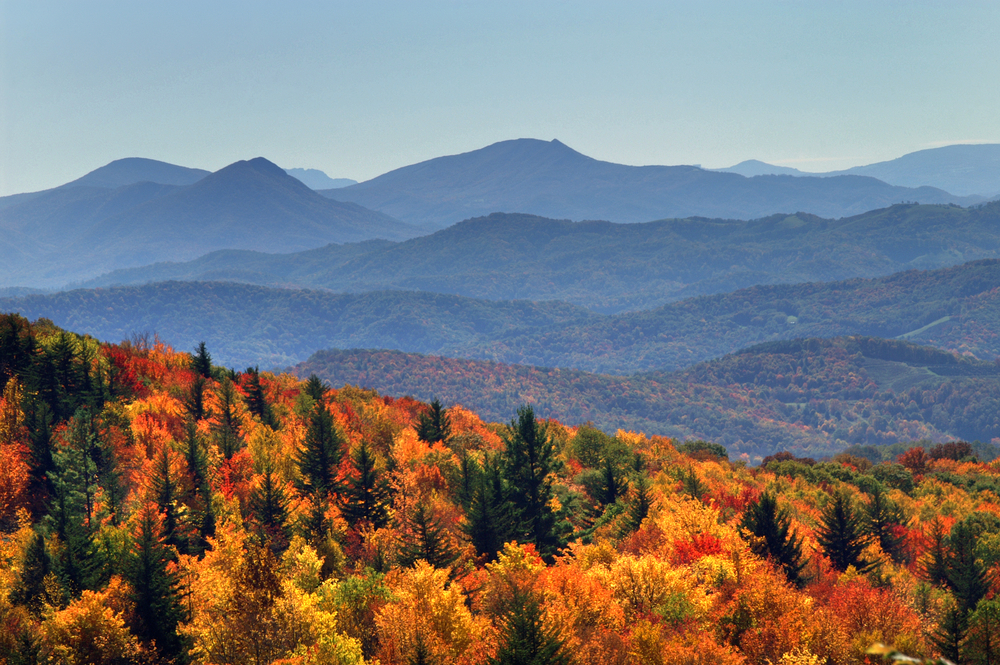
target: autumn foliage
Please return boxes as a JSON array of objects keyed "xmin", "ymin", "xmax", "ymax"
[{"xmin": 0, "ymin": 313, "xmax": 998, "ymax": 664}]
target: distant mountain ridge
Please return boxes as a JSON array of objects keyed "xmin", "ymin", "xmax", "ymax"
[
  {"xmin": 0, "ymin": 157, "xmax": 419, "ymax": 287},
  {"xmin": 720, "ymin": 144, "xmax": 1000, "ymax": 197},
  {"xmin": 322, "ymin": 138, "xmax": 976, "ymax": 228},
  {"xmin": 82, "ymin": 203, "xmax": 1000, "ymax": 313},
  {"xmin": 284, "ymin": 168, "xmax": 356, "ymax": 190},
  {"xmin": 6, "ymin": 258, "xmax": 1000, "ymax": 373}
]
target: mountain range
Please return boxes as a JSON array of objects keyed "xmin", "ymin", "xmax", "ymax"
[
  {"xmin": 4, "ymin": 258, "xmax": 999, "ymax": 373},
  {"xmin": 81, "ymin": 203, "xmax": 1000, "ymax": 313},
  {"xmin": 320, "ymin": 138, "xmax": 979, "ymax": 228},
  {"xmin": 0, "ymin": 157, "xmax": 417, "ymax": 287},
  {"xmin": 720, "ymin": 143, "xmax": 1000, "ymax": 197}
]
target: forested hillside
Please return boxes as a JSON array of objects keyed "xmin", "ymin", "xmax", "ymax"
[
  {"xmin": 82, "ymin": 203, "xmax": 1000, "ymax": 313},
  {"xmin": 1, "ymin": 314, "xmax": 998, "ymax": 664},
  {"xmin": 8, "ymin": 259, "xmax": 1000, "ymax": 373},
  {"xmin": 294, "ymin": 337, "xmax": 1000, "ymax": 462}
]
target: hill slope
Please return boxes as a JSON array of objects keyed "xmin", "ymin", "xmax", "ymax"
[
  {"xmin": 0, "ymin": 157, "xmax": 419, "ymax": 287},
  {"xmin": 7, "ymin": 259, "xmax": 1000, "ymax": 374},
  {"xmin": 293, "ymin": 337, "xmax": 1000, "ymax": 460},
  {"xmin": 0, "ymin": 282, "xmax": 596, "ymax": 369},
  {"xmin": 83, "ymin": 203, "xmax": 1000, "ymax": 313},
  {"xmin": 321, "ymin": 138, "xmax": 973, "ymax": 228}
]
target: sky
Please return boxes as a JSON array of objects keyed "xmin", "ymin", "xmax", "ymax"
[{"xmin": 1, "ymin": 0, "xmax": 998, "ymax": 196}]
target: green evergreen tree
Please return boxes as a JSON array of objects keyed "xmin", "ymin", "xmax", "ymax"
[
  {"xmin": 250, "ymin": 459, "xmax": 291, "ymax": 550},
  {"xmin": 489, "ymin": 588, "xmax": 571, "ymax": 665},
  {"xmin": 185, "ymin": 374, "xmax": 208, "ymax": 421},
  {"xmin": 182, "ymin": 420, "xmax": 215, "ymax": 554},
  {"xmin": 10, "ymin": 532, "xmax": 56, "ymax": 616},
  {"xmin": 502, "ymin": 406, "xmax": 563, "ymax": 561},
  {"xmin": 212, "ymin": 377, "xmax": 243, "ymax": 459},
  {"xmin": 128, "ymin": 506, "xmax": 187, "ymax": 660},
  {"xmin": 597, "ymin": 456, "xmax": 626, "ymax": 507},
  {"xmin": 409, "ymin": 633, "xmax": 435, "ymax": 665},
  {"xmin": 153, "ymin": 445, "xmax": 186, "ymax": 553},
  {"xmin": 465, "ymin": 456, "xmax": 513, "ymax": 561},
  {"xmin": 866, "ymin": 485, "xmax": 907, "ymax": 564},
  {"xmin": 739, "ymin": 491, "xmax": 807, "ymax": 585},
  {"xmin": 341, "ymin": 441, "xmax": 392, "ymax": 530},
  {"xmin": 682, "ymin": 466, "xmax": 707, "ymax": 500},
  {"xmin": 23, "ymin": 396, "xmax": 56, "ymax": 519},
  {"xmin": 964, "ymin": 598, "xmax": 1000, "ymax": 665},
  {"xmin": 398, "ymin": 502, "xmax": 457, "ymax": 570},
  {"xmin": 920, "ymin": 519, "xmax": 950, "ymax": 587},
  {"xmin": 456, "ymin": 452, "xmax": 481, "ymax": 511},
  {"xmin": 244, "ymin": 366, "xmax": 278, "ymax": 428},
  {"xmin": 931, "ymin": 600, "xmax": 965, "ymax": 664},
  {"xmin": 192, "ymin": 341, "xmax": 212, "ymax": 379},
  {"xmin": 303, "ymin": 374, "xmax": 329, "ymax": 401},
  {"xmin": 816, "ymin": 490, "xmax": 873, "ymax": 573},
  {"xmin": 416, "ymin": 399, "xmax": 451, "ymax": 444},
  {"xmin": 618, "ymin": 473, "xmax": 652, "ymax": 536},
  {"xmin": 946, "ymin": 519, "xmax": 991, "ymax": 614},
  {"xmin": 297, "ymin": 404, "xmax": 343, "ymax": 496}
]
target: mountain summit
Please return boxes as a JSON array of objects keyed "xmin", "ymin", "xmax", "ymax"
[
  {"xmin": 0, "ymin": 157, "xmax": 419, "ymax": 287},
  {"xmin": 323, "ymin": 139, "xmax": 973, "ymax": 228}
]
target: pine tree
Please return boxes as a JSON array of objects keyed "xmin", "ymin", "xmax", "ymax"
[
  {"xmin": 182, "ymin": 420, "xmax": 215, "ymax": 554},
  {"xmin": 23, "ymin": 395, "xmax": 56, "ymax": 519},
  {"xmin": 303, "ymin": 374, "xmax": 329, "ymax": 401},
  {"xmin": 192, "ymin": 341, "xmax": 212, "ymax": 378},
  {"xmin": 416, "ymin": 399, "xmax": 450, "ymax": 444},
  {"xmin": 244, "ymin": 366, "xmax": 278, "ymax": 428},
  {"xmin": 212, "ymin": 377, "xmax": 243, "ymax": 459},
  {"xmin": 597, "ymin": 456, "xmax": 626, "ymax": 507},
  {"xmin": 945, "ymin": 519, "xmax": 991, "ymax": 614},
  {"xmin": 739, "ymin": 491, "xmax": 806, "ymax": 585},
  {"xmin": 964, "ymin": 598, "xmax": 1000, "ymax": 665},
  {"xmin": 456, "ymin": 452, "xmax": 481, "ymax": 511},
  {"xmin": 128, "ymin": 506, "xmax": 187, "ymax": 660},
  {"xmin": 866, "ymin": 485, "xmax": 907, "ymax": 564},
  {"xmin": 502, "ymin": 406, "xmax": 562, "ymax": 561},
  {"xmin": 920, "ymin": 518, "xmax": 950, "ymax": 587},
  {"xmin": 816, "ymin": 490, "xmax": 873, "ymax": 573},
  {"xmin": 10, "ymin": 532, "xmax": 56, "ymax": 616},
  {"xmin": 297, "ymin": 404, "xmax": 343, "ymax": 496},
  {"xmin": 682, "ymin": 466, "xmax": 707, "ymax": 500},
  {"xmin": 185, "ymin": 374, "xmax": 208, "ymax": 421},
  {"xmin": 341, "ymin": 441, "xmax": 392, "ymax": 530},
  {"xmin": 465, "ymin": 456, "xmax": 513, "ymax": 561},
  {"xmin": 489, "ymin": 588, "xmax": 571, "ymax": 665},
  {"xmin": 398, "ymin": 502, "xmax": 457, "ymax": 569},
  {"xmin": 250, "ymin": 459, "xmax": 291, "ymax": 550},
  {"xmin": 618, "ymin": 473, "xmax": 652, "ymax": 536},
  {"xmin": 931, "ymin": 601, "xmax": 965, "ymax": 664},
  {"xmin": 152, "ymin": 445, "xmax": 185, "ymax": 553}
]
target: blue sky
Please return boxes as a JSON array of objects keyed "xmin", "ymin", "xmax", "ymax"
[{"xmin": 1, "ymin": 0, "xmax": 998, "ymax": 196}]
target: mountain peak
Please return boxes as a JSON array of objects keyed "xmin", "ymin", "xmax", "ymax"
[{"xmin": 63, "ymin": 157, "xmax": 210, "ymax": 189}]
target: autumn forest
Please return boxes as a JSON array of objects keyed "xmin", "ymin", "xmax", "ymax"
[{"xmin": 0, "ymin": 313, "xmax": 998, "ymax": 665}]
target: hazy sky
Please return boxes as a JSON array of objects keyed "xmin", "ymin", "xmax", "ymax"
[{"xmin": 2, "ymin": 0, "xmax": 998, "ymax": 196}]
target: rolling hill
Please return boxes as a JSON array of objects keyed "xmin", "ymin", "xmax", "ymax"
[
  {"xmin": 0, "ymin": 157, "xmax": 420, "ymax": 287},
  {"xmin": 5, "ymin": 259, "xmax": 1000, "ymax": 374},
  {"xmin": 321, "ymin": 138, "xmax": 975, "ymax": 228},
  {"xmin": 292, "ymin": 337, "xmax": 1000, "ymax": 461},
  {"xmin": 82, "ymin": 203, "xmax": 1000, "ymax": 313}
]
